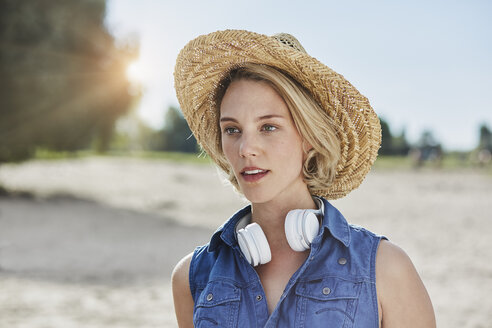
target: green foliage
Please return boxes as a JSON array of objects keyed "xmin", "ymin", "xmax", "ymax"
[
  {"xmin": 391, "ymin": 129, "xmax": 410, "ymax": 156},
  {"xmin": 378, "ymin": 117, "xmax": 410, "ymax": 156},
  {"xmin": 478, "ymin": 123, "xmax": 492, "ymax": 151},
  {"xmin": 152, "ymin": 106, "xmax": 198, "ymax": 153},
  {"xmin": 109, "ymin": 115, "xmax": 156, "ymax": 152},
  {"xmin": 373, "ymin": 155, "xmax": 413, "ymax": 170},
  {"xmin": 111, "ymin": 151, "xmax": 210, "ymax": 164},
  {"xmin": 374, "ymin": 153, "xmax": 486, "ymax": 171},
  {"xmin": 32, "ymin": 149, "xmax": 210, "ymax": 165},
  {"xmin": 379, "ymin": 117, "xmax": 392, "ymax": 155},
  {"xmin": 0, "ymin": 0, "xmax": 139, "ymax": 163},
  {"xmin": 34, "ymin": 148, "xmax": 86, "ymax": 160}
]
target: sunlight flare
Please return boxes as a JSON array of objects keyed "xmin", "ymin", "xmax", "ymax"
[{"xmin": 126, "ymin": 59, "xmax": 147, "ymax": 85}]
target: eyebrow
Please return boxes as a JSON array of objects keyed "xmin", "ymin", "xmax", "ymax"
[{"xmin": 219, "ymin": 114, "xmax": 285, "ymax": 123}]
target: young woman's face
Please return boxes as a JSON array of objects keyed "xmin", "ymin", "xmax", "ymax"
[{"xmin": 219, "ymin": 79, "xmax": 308, "ymax": 204}]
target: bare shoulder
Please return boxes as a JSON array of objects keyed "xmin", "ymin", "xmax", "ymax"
[
  {"xmin": 171, "ymin": 252, "xmax": 194, "ymax": 328},
  {"xmin": 376, "ymin": 240, "xmax": 436, "ymax": 328},
  {"xmin": 376, "ymin": 239, "xmax": 414, "ymax": 275},
  {"xmin": 172, "ymin": 252, "xmax": 193, "ymax": 288}
]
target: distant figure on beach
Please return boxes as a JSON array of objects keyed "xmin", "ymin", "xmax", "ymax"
[
  {"xmin": 171, "ymin": 30, "xmax": 436, "ymax": 327},
  {"xmin": 477, "ymin": 148, "xmax": 492, "ymax": 167},
  {"xmin": 410, "ymin": 130, "xmax": 443, "ymax": 168}
]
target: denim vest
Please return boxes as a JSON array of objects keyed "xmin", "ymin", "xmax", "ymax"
[{"xmin": 189, "ymin": 198, "xmax": 386, "ymax": 327}]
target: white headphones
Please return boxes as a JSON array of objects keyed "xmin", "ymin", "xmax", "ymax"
[{"xmin": 236, "ymin": 197, "xmax": 324, "ymax": 266}]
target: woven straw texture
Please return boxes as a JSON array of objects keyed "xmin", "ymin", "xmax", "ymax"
[{"xmin": 174, "ymin": 30, "xmax": 381, "ymax": 199}]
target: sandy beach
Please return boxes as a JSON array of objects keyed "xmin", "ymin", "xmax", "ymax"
[{"xmin": 0, "ymin": 156, "xmax": 491, "ymax": 327}]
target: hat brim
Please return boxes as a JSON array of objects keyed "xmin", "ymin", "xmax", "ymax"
[{"xmin": 174, "ymin": 29, "xmax": 381, "ymax": 199}]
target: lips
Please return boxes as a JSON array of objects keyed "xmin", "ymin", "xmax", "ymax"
[{"xmin": 240, "ymin": 167, "xmax": 270, "ymax": 183}]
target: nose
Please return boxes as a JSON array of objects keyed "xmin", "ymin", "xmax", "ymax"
[{"xmin": 239, "ymin": 132, "xmax": 259, "ymax": 158}]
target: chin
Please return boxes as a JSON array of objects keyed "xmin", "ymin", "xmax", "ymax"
[
  {"xmin": 241, "ymin": 192, "xmax": 266, "ymax": 204},
  {"xmin": 240, "ymin": 187, "xmax": 267, "ymax": 203},
  {"xmin": 240, "ymin": 187, "xmax": 279, "ymax": 204}
]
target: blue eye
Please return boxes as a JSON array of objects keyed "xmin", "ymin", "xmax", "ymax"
[{"xmin": 262, "ymin": 125, "xmax": 277, "ymax": 132}]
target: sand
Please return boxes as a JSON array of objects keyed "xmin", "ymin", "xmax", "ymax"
[{"xmin": 0, "ymin": 156, "xmax": 491, "ymax": 327}]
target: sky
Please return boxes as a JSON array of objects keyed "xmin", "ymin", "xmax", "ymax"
[{"xmin": 106, "ymin": 0, "xmax": 491, "ymax": 151}]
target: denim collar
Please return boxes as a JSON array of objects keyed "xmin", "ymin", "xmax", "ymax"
[{"xmin": 208, "ymin": 197, "xmax": 351, "ymax": 252}]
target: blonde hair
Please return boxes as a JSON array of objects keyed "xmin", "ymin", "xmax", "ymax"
[{"xmin": 210, "ymin": 63, "xmax": 340, "ymax": 196}]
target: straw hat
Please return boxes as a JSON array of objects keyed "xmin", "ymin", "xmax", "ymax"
[{"xmin": 174, "ymin": 30, "xmax": 381, "ymax": 199}]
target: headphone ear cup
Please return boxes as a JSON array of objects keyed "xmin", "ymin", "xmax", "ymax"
[
  {"xmin": 285, "ymin": 210, "xmax": 305, "ymax": 251},
  {"xmin": 302, "ymin": 212, "xmax": 320, "ymax": 246},
  {"xmin": 237, "ymin": 223, "xmax": 271, "ymax": 266},
  {"xmin": 285, "ymin": 210, "xmax": 320, "ymax": 252}
]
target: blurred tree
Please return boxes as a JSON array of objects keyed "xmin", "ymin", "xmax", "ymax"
[
  {"xmin": 392, "ymin": 129, "xmax": 410, "ymax": 156},
  {"xmin": 152, "ymin": 106, "xmax": 198, "ymax": 153},
  {"xmin": 476, "ymin": 123, "xmax": 492, "ymax": 166},
  {"xmin": 379, "ymin": 117, "xmax": 392, "ymax": 155},
  {"xmin": 478, "ymin": 124, "xmax": 492, "ymax": 151},
  {"xmin": 110, "ymin": 113, "xmax": 156, "ymax": 152},
  {"xmin": 0, "ymin": 0, "xmax": 139, "ymax": 163}
]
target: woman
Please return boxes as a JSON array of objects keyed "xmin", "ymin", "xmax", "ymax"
[{"xmin": 172, "ymin": 30, "xmax": 435, "ymax": 327}]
